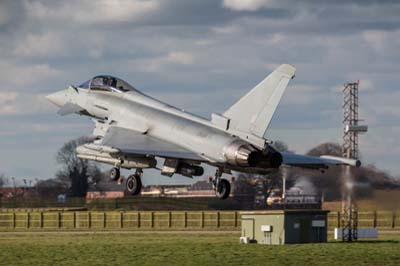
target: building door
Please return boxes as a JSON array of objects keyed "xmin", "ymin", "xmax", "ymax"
[{"xmin": 299, "ymin": 218, "xmax": 311, "ymax": 243}]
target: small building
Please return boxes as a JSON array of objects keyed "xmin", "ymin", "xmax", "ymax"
[{"xmin": 240, "ymin": 209, "xmax": 329, "ymax": 245}]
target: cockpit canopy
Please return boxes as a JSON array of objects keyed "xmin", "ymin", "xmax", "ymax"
[{"xmin": 78, "ymin": 75, "xmax": 137, "ymax": 93}]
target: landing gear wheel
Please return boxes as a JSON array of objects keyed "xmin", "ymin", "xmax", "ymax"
[
  {"xmin": 110, "ymin": 167, "xmax": 120, "ymax": 181},
  {"xmin": 126, "ymin": 174, "xmax": 142, "ymax": 196},
  {"xmin": 215, "ymin": 179, "xmax": 231, "ymax": 200}
]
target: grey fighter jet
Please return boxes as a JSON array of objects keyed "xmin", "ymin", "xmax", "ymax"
[{"xmin": 46, "ymin": 64, "xmax": 360, "ymax": 199}]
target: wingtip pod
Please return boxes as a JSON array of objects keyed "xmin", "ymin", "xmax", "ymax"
[
  {"xmin": 276, "ymin": 64, "xmax": 296, "ymax": 78},
  {"xmin": 320, "ymin": 155, "xmax": 362, "ymax": 167}
]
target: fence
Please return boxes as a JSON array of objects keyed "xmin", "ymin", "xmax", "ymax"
[
  {"xmin": 0, "ymin": 210, "xmax": 398, "ymax": 231},
  {"xmin": 327, "ymin": 210, "xmax": 398, "ymax": 229},
  {"xmin": 0, "ymin": 211, "xmax": 239, "ymax": 230}
]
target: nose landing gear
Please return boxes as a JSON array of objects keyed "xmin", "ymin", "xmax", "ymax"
[{"xmin": 109, "ymin": 167, "xmax": 120, "ymax": 181}]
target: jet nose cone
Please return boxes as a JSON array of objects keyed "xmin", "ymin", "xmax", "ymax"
[{"xmin": 46, "ymin": 90, "xmax": 66, "ymax": 107}]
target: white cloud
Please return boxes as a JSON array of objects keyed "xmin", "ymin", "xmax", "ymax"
[
  {"xmin": 0, "ymin": 91, "xmax": 53, "ymax": 116},
  {"xmin": 129, "ymin": 51, "xmax": 194, "ymax": 72},
  {"xmin": 222, "ymin": 0, "xmax": 273, "ymax": 11},
  {"xmin": 211, "ymin": 24, "xmax": 241, "ymax": 34},
  {"xmin": 0, "ymin": 92, "xmax": 18, "ymax": 102},
  {"xmin": 364, "ymin": 91, "xmax": 400, "ymax": 120},
  {"xmin": 13, "ymin": 32, "xmax": 66, "ymax": 57},
  {"xmin": 0, "ymin": 3, "xmax": 12, "ymax": 26},
  {"xmin": 363, "ymin": 30, "xmax": 388, "ymax": 51},
  {"xmin": 281, "ymin": 85, "xmax": 324, "ymax": 105},
  {"xmin": 0, "ymin": 118, "xmax": 91, "ymax": 139},
  {"xmin": 0, "ymin": 63, "xmax": 62, "ymax": 87},
  {"xmin": 361, "ymin": 126, "xmax": 400, "ymax": 158},
  {"xmin": 358, "ymin": 79, "xmax": 375, "ymax": 92},
  {"xmin": 0, "ymin": 92, "xmax": 18, "ymax": 115},
  {"xmin": 257, "ymin": 34, "xmax": 287, "ymax": 45},
  {"xmin": 25, "ymin": 0, "xmax": 160, "ymax": 25},
  {"xmin": 166, "ymin": 52, "xmax": 194, "ymax": 65}
]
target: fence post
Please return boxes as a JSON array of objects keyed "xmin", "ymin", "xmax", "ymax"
[
  {"xmin": 373, "ymin": 211, "xmax": 377, "ymax": 228},
  {"xmin": 151, "ymin": 212, "xmax": 154, "ymax": 228},
  {"xmin": 88, "ymin": 212, "xmax": 91, "ymax": 229},
  {"xmin": 392, "ymin": 211, "xmax": 396, "ymax": 229},
  {"xmin": 184, "ymin": 212, "xmax": 187, "ymax": 228},
  {"xmin": 120, "ymin": 211, "xmax": 123, "ymax": 229},
  {"xmin": 168, "ymin": 211, "xmax": 172, "ymax": 228},
  {"xmin": 234, "ymin": 211, "xmax": 238, "ymax": 228},
  {"xmin": 12, "ymin": 212, "xmax": 16, "ymax": 229},
  {"xmin": 337, "ymin": 211, "xmax": 340, "ymax": 228},
  {"xmin": 26, "ymin": 212, "xmax": 30, "ymax": 229},
  {"xmin": 103, "ymin": 212, "xmax": 106, "ymax": 228},
  {"xmin": 73, "ymin": 212, "xmax": 77, "ymax": 229},
  {"xmin": 40, "ymin": 212, "xmax": 43, "ymax": 229},
  {"xmin": 58, "ymin": 212, "xmax": 62, "ymax": 229},
  {"xmin": 138, "ymin": 212, "xmax": 141, "ymax": 228},
  {"xmin": 201, "ymin": 211, "xmax": 204, "ymax": 228},
  {"xmin": 217, "ymin": 211, "xmax": 220, "ymax": 228}
]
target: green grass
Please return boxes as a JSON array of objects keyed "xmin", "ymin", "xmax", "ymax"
[{"xmin": 0, "ymin": 232, "xmax": 399, "ymax": 266}]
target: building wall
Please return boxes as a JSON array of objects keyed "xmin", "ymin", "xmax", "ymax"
[
  {"xmin": 241, "ymin": 212, "xmax": 285, "ymax": 244},
  {"xmin": 241, "ymin": 210, "xmax": 328, "ymax": 245},
  {"xmin": 284, "ymin": 212, "xmax": 328, "ymax": 244}
]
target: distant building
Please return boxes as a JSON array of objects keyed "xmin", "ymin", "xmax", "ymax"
[{"xmin": 0, "ymin": 187, "xmax": 35, "ymax": 200}]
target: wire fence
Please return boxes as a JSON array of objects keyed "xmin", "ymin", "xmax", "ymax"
[{"xmin": 0, "ymin": 210, "xmax": 398, "ymax": 231}]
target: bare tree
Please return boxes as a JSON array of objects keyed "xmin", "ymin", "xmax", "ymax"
[
  {"xmin": 35, "ymin": 179, "xmax": 66, "ymax": 198},
  {"xmin": 56, "ymin": 137, "xmax": 100, "ymax": 197},
  {"xmin": 303, "ymin": 142, "xmax": 400, "ymax": 200},
  {"xmin": 272, "ymin": 140, "xmax": 292, "ymax": 153},
  {"xmin": 0, "ymin": 174, "xmax": 5, "ymax": 188},
  {"xmin": 306, "ymin": 142, "xmax": 342, "ymax": 157}
]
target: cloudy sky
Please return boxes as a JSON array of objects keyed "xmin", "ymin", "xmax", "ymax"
[{"xmin": 0, "ymin": 0, "xmax": 399, "ymax": 185}]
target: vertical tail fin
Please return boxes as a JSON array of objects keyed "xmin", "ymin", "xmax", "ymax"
[{"xmin": 223, "ymin": 64, "xmax": 296, "ymax": 138}]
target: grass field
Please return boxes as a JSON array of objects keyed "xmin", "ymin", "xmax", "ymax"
[{"xmin": 0, "ymin": 232, "xmax": 399, "ymax": 266}]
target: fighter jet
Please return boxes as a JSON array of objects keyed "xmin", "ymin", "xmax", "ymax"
[{"xmin": 46, "ymin": 64, "xmax": 360, "ymax": 199}]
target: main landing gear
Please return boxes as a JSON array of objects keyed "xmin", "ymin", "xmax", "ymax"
[
  {"xmin": 125, "ymin": 169, "xmax": 143, "ymax": 196},
  {"xmin": 109, "ymin": 167, "xmax": 143, "ymax": 196},
  {"xmin": 212, "ymin": 168, "xmax": 231, "ymax": 200}
]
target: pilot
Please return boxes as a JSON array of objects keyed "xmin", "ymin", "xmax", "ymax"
[
  {"xmin": 104, "ymin": 77, "xmax": 117, "ymax": 89},
  {"xmin": 110, "ymin": 78, "xmax": 117, "ymax": 88}
]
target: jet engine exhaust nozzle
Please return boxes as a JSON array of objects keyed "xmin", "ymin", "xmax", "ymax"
[
  {"xmin": 224, "ymin": 140, "xmax": 283, "ymax": 168},
  {"xmin": 224, "ymin": 140, "xmax": 263, "ymax": 167},
  {"xmin": 263, "ymin": 149, "xmax": 283, "ymax": 169}
]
